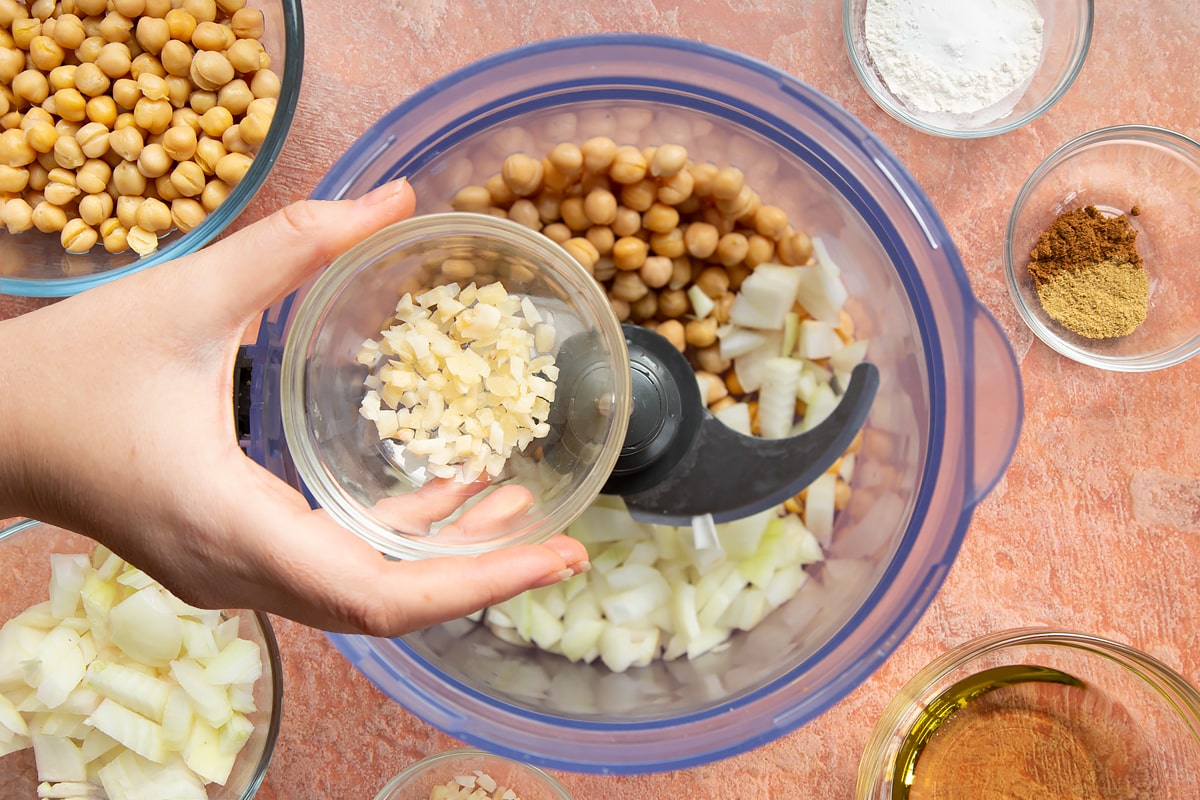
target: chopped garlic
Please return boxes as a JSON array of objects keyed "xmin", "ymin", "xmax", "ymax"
[{"xmin": 358, "ymin": 281, "xmax": 558, "ymax": 482}]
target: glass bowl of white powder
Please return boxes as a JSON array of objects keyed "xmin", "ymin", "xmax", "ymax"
[{"xmin": 843, "ymin": 0, "xmax": 1093, "ymax": 137}]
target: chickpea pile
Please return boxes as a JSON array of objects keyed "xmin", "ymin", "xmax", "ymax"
[
  {"xmin": 450, "ymin": 137, "xmax": 862, "ymax": 515},
  {"xmin": 0, "ymin": 0, "xmax": 280, "ymax": 255}
]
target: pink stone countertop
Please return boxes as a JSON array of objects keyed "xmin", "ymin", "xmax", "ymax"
[{"xmin": 4, "ymin": 2, "xmax": 1200, "ymax": 798}]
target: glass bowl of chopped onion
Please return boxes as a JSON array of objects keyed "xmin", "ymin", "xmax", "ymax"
[
  {"xmin": 373, "ymin": 748, "xmax": 573, "ymax": 800},
  {"xmin": 843, "ymin": 0, "xmax": 1093, "ymax": 137},
  {"xmin": 279, "ymin": 212, "xmax": 632, "ymax": 559},
  {"xmin": 1005, "ymin": 125, "xmax": 1200, "ymax": 371},
  {"xmin": 0, "ymin": 518, "xmax": 283, "ymax": 800},
  {"xmin": 0, "ymin": 0, "xmax": 302, "ymax": 298}
]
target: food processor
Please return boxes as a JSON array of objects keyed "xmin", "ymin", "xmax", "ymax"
[{"xmin": 242, "ymin": 35, "xmax": 1024, "ymax": 774}]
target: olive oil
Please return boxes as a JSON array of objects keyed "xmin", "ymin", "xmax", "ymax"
[{"xmin": 891, "ymin": 665, "xmax": 1153, "ymax": 800}]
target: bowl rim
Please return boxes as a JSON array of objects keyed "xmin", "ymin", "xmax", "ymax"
[
  {"xmin": 0, "ymin": 0, "xmax": 305, "ymax": 299},
  {"xmin": 278, "ymin": 211, "xmax": 633, "ymax": 559},
  {"xmin": 1002, "ymin": 123, "xmax": 1200, "ymax": 372},
  {"xmin": 841, "ymin": 0, "xmax": 1095, "ymax": 138},
  {"xmin": 283, "ymin": 32, "xmax": 1022, "ymax": 774},
  {"xmin": 372, "ymin": 747, "xmax": 574, "ymax": 800},
  {"xmin": 0, "ymin": 517, "xmax": 286, "ymax": 800},
  {"xmin": 855, "ymin": 626, "xmax": 1200, "ymax": 797}
]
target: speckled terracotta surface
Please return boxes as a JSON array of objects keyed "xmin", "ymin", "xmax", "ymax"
[{"xmin": 4, "ymin": 2, "xmax": 1200, "ymax": 798}]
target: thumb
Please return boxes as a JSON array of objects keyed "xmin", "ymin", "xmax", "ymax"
[{"xmin": 181, "ymin": 179, "xmax": 416, "ymax": 326}]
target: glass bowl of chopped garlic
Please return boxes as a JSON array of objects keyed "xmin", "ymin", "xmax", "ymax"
[
  {"xmin": 0, "ymin": 0, "xmax": 302, "ymax": 298},
  {"xmin": 373, "ymin": 748, "xmax": 572, "ymax": 800},
  {"xmin": 0, "ymin": 518, "xmax": 283, "ymax": 800},
  {"xmin": 279, "ymin": 212, "xmax": 632, "ymax": 559},
  {"xmin": 1005, "ymin": 125, "xmax": 1200, "ymax": 371},
  {"xmin": 843, "ymin": 0, "xmax": 1093, "ymax": 137}
]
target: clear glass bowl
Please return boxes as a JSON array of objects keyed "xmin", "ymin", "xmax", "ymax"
[
  {"xmin": 857, "ymin": 628, "xmax": 1200, "ymax": 799},
  {"xmin": 1005, "ymin": 125, "xmax": 1200, "ymax": 371},
  {"xmin": 248, "ymin": 34, "xmax": 1024, "ymax": 773},
  {"xmin": 843, "ymin": 0, "xmax": 1093, "ymax": 137},
  {"xmin": 0, "ymin": 518, "xmax": 283, "ymax": 800},
  {"xmin": 0, "ymin": 0, "xmax": 304, "ymax": 298},
  {"xmin": 280, "ymin": 212, "xmax": 631, "ymax": 559},
  {"xmin": 373, "ymin": 748, "xmax": 573, "ymax": 800}
]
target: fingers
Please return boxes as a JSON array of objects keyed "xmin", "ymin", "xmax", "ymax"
[
  {"xmin": 437, "ymin": 485, "xmax": 535, "ymax": 542},
  {"xmin": 182, "ymin": 179, "xmax": 416, "ymax": 328}
]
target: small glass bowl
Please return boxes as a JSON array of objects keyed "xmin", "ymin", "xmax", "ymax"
[
  {"xmin": 0, "ymin": 518, "xmax": 284, "ymax": 800},
  {"xmin": 280, "ymin": 212, "xmax": 631, "ymax": 560},
  {"xmin": 843, "ymin": 0, "xmax": 1093, "ymax": 137},
  {"xmin": 857, "ymin": 628, "xmax": 1200, "ymax": 799},
  {"xmin": 0, "ymin": 0, "xmax": 303, "ymax": 298},
  {"xmin": 1004, "ymin": 125, "xmax": 1200, "ymax": 371},
  {"xmin": 373, "ymin": 748, "xmax": 573, "ymax": 800}
]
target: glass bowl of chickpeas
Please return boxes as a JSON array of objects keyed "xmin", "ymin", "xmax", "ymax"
[
  {"xmin": 0, "ymin": 0, "xmax": 301, "ymax": 297},
  {"xmin": 247, "ymin": 35, "xmax": 1024, "ymax": 773}
]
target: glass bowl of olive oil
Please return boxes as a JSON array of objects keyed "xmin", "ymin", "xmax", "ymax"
[{"xmin": 857, "ymin": 628, "xmax": 1200, "ymax": 800}]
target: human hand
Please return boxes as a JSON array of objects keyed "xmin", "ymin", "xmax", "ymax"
[{"xmin": 0, "ymin": 180, "xmax": 590, "ymax": 636}]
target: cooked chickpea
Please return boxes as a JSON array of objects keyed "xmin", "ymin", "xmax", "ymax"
[
  {"xmin": 694, "ymin": 265, "xmax": 730, "ymax": 299},
  {"xmin": 170, "ymin": 196, "xmax": 205, "ymax": 232},
  {"xmin": 561, "ymin": 237, "xmax": 599, "ymax": 274},
  {"xmin": 712, "ymin": 291, "xmax": 735, "ymax": 324},
  {"xmin": 158, "ymin": 39, "xmax": 194, "ymax": 78},
  {"xmin": 694, "ymin": 345, "xmax": 730, "ymax": 375},
  {"xmin": 115, "ymin": 195, "xmax": 141, "ymax": 229},
  {"xmin": 164, "ymin": 75, "xmax": 192, "ymax": 108},
  {"xmin": 585, "ymin": 225, "xmax": 614, "ymax": 255},
  {"xmin": 136, "ymin": 142, "xmax": 170, "ymax": 177},
  {"xmin": 753, "ymin": 204, "xmax": 789, "ymax": 240},
  {"xmin": 0, "ymin": 163, "xmax": 27, "ymax": 191},
  {"xmin": 609, "ymin": 145, "xmax": 647, "ymax": 184},
  {"xmin": 111, "ymin": 77, "xmax": 140, "ymax": 110},
  {"xmin": 505, "ymin": 197, "xmax": 539, "ymax": 230},
  {"xmin": 500, "ymin": 152, "xmax": 542, "ymax": 197},
  {"xmin": 99, "ymin": 11, "xmax": 134, "ymax": 44},
  {"xmin": 60, "ymin": 217, "xmax": 98, "ymax": 252},
  {"xmin": 230, "ymin": 7, "xmax": 263, "ymax": 39},
  {"xmin": 78, "ymin": 191, "xmax": 113, "ymax": 226},
  {"xmin": 558, "ymin": 195, "xmax": 588, "ymax": 231},
  {"xmin": 102, "ymin": 221, "xmax": 129, "ymax": 253},
  {"xmin": 641, "ymin": 202, "xmax": 679, "ymax": 235},
  {"xmin": 3, "ymin": 196, "xmax": 33, "ymax": 232},
  {"xmin": 715, "ymin": 231, "xmax": 749, "ymax": 267},
  {"xmin": 540, "ymin": 221, "xmax": 570, "ymax": 245},
  {"xmin": 126, "ymin": 224, "xmax": 158, "ymax": 256},
  {"xmin": 726, "ymin": 263, "xmax": 752, "ymax": 293},
  {"xmin": 189, "ymin": 90, "xmax": 218, "ymax": 114},
  {"xmin": 153, "ymin": 173, "xmax": 181, "ymax": 202},
  {"xmin": 682, "ymin": 221, "xmax": 718, "ymax": 259},
  {"xmin": 711, "ymin": 166, "xmax": 744, "ymax": 201},
  {"xmin": 133, "ymin": 195, "xmax": 171, "ymax": 232},
  {"xmin": 639, "ymin": 255, "xmax": 672, "ymax": 289},
  {"xmin": 199, "ymin": 176, "xmax": 228, "ymax": 211},
  {"xmin": 135, "ymin": 15, "xmax": 169, "ymax": 53},
  {"xmin": 249, "ymin": 68, "xmax": 279, "ymax": 99},
  {"xmin": 450, "ymin": 184, "xmax": 490, "ymax": 212},
  {"xmin": 112, "ymin": 160, "xmax": 146, "ymax": 194},
  {"xmin": 649, "ymin": 143, "xmax": 687, "ymax": 177},
  {"xmin": 75, "ymin": 158, "xmax": 111, "ymax": 193},
  {"xmin": 171, "ymin": 107, "xmax": 202, "ymax": 132},
  {"xmin": 630, "ymin": 291, "xmax": 658, "ymax": 322},
  {"xmin": 54, "ymin": 88, "xmax": 87, "ymax": 122},
  {"xmin": 108, "ymin": 126, "xmax": 143, "ymax": 161},
  {"xmin": 547, "ymin": 141, "xmax": 583, "ymax": 177},
  {"xmin": 745, "ymin": 234, "xmax": 774, "ymax": 268},
  {"xmin": 193, "ymin": 135, "xmax": 226, "ymax": 174},
  {"xmin": 685, "ymin": 317, "xmax": 718, "ymax": 349},
  {"xmin": 580, "ymin": 135, "xmax": 616, "ymax": 173},
  {"xmin": 216, "ymin": 78, "xmax": 252, "ymax": 115},
  {"xmin": 198, "ymin": 104, "xmax": 233, "ymax": 137},
  {"xmin": 13, "ymin": 69, "xmax": 51, "ymax": 105},
  {"xmin": 612, "ymin": 235, "xmax": 648, "ymax": 272},
  {"xmin": 611, "ymin": 205, "xmax": 641, "ymax": 238},
  {"xmin": 114, "ymin": 0, "xmax": 147, "ymax": 17},
  {"xmin": 214, "ymin": 150, "xmax": 251, "ymax": 186},
  {"xmin": 649, "ymin": 227, "xmax": 685, "ymax": 259},
  {"xmin": 23, "ymin": 121, "xmax": 58, "ymax": 154},
  {"xmin": 657, "ymin": 169, "xmax": 695, "ymax": 207},
  {"xmin": 226, "ymin": 37, "xmax": 266, "ymax": 72},
  {"xmin": 777, "ymin": 230, "xmax": 813, "ymax": 265},
  {"xmin": 189, "ymin": 50, "xmax": 233, "ymax": 91},
  {"xmin": 583, "ymin": 187, "xmax": 617, "ymax": 226},
  {"xmin": 52, "ymin": 135, "xmax": 84, "ymax": 169},
  {"xmin": 31, "ymin": 199, "xmax": 67, "ymax": 232},
  {"xmin": 657, "ymin": 287, "xmax": 689, "ymax": 318},
  {"xmin": 610, "ymin": 271, "xmax": 648, "ymax": 303},
  {"xmin": 29, "ymin": 35, "xmax": 64, "ymax": 72},
  {"xmin": 52, "ymin": 13, "xmax": 86, "ymax": 49},
  {"xmin": 49, "ymin": 65, "xmax": 78, "ymax": 93},
  {"xmin": 532, "ymin": 193, "xmax": 559, "ymax": 224},
  {"xmin": 655, "ymin": 318, "xmax": 686, "ymax": 352},
  {"xmin": 608, "ymin": 296, "xmax": 631, "ymax": 323}
]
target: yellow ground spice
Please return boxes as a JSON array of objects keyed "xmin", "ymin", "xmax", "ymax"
[{"xmin": 1027, "ymin": 206, "xmax": 1148, "ymax": 339}]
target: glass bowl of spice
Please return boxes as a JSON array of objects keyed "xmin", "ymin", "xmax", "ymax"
[
  {"xmin": 843, "ymin": 0, "xmax": 1093, "ymax": 137},
  {"xmin": 1005, "ymin": 125, "xmax": 1200, "ymax": 371},
  {"xmin": 373, "ymin": 748, "xmax": 573, "ymax": 800},
  {"xmin": 856, "ymin": 628, "xmax": 1200, "ymax": 800}
]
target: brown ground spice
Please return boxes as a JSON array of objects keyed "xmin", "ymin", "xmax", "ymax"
[
  {"xmin": 1028, "ymin": 206, "xmax": 1143, "ymax": 285},
  {"xmin": 1027, "ymin": 206, "xmax": 1148, "ymax": 339}
]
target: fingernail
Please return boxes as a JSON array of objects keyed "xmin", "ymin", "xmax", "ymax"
[
  {"xmin": 530, "ymin": 568, "xmax": 576, "ymax": 589},
  {"xmin": 359, "ymin": 177, "xmax": 408, "ymax": 206}
]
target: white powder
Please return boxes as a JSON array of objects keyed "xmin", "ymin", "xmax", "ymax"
[{"xmin": 864, "ymin": 0, "xmax": 1045, "ymax": 122}]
